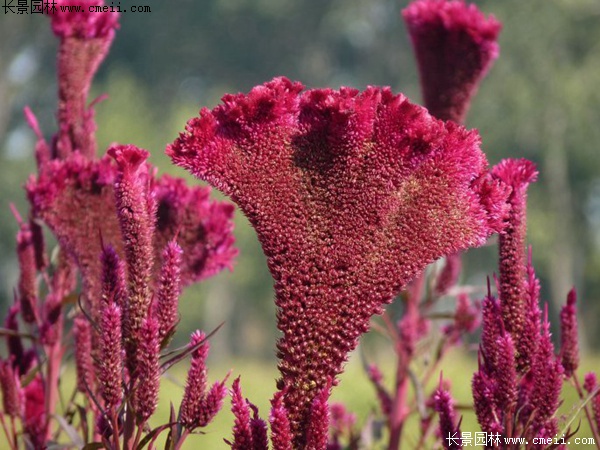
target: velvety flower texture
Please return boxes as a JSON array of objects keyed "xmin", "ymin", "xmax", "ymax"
[
  {"xmin": 48, "ymin": 0, "xmax": 120, "ymax": 159},
  {"xmin": 403, "ymin": 0, "xmax": 501, "ymax": 123},
  {"xmin": 169, "ymin": 76, "xmax": 509, "ymax": 445},
  {"xmin": 26, "ymin": 152, "xmax": 237, "ymax": 316}
]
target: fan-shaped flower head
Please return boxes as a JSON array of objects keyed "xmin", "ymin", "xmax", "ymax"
[
  {"xmin": 26, "ymin": 152, "xmax": 237, "ymax": 318},
  {"xmin": 169, "ymin": 76, "xmax": 510, "ymax": 446},
  {"xmin": 403, "ymin": 0, "xmax": 501, "ymax": 122}
]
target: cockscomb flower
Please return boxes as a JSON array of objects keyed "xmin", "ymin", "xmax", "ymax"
[
  {"xmin": 492, "ymin": 158, "xmax": 538, "ymax": 372},
  {"xmin": 168, "ymin": 76, "xmax": 509, "ymax": 445},
  {"xmin": 27, "ymin": 151, "xmax": 237, "ymax": 321},
  {"xmin": 47, "ymin": 0, "xmax": 119, "ymax": 159},
  {"xmin": 559, "ymin": 288, "xmax": 579, "ymax": 378},
  {"xmin": 153, "ymin": 175, "xmax": 237, "ymax": 286},
  {"xmin": 403, "ymin": 0, "xmax": 501, "ymax": 122}
]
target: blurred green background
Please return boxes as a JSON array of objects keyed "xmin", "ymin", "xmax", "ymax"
[{"xmin": 1, "ymin": 0, "xmax": 600, "ymax": 445}]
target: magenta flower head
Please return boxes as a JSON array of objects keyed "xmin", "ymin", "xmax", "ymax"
[
  {"xmin": 403, "ymin": 0, "xmax": 501, "ymax": 122},
  {"xmin": 168, "ymin": 77, "xmax": 509, "ymax": 445},
  {"xmin": 47, "ymin": 0, "xmax": 119, "ymax": 159}
]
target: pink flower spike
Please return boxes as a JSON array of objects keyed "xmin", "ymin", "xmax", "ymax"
[
  {"xmin": 403, "ymin": 0, "xmax": 501, "ymax": 122},
  {"xmin": 196, "ymin": 380, "xmax": 228, "ymax": 428},
  {"xmin": 492, "ymin": 158, "xmax": 538, "ymax": 371},
  {"xmin": 0, "ymin": 359, "xmax": 23, "ymax": 418},
  {"xmin": 229, "ymin": 377, "xmax": 253, "ymax": 450},
  {"xmin": 23, "ymin": 376, "xmax": 46, "ymax": 449},
  {"xmin": 16, "ymin": 221, "xmax": 39, "ymax": 324},
  {"xmin": 249, "ymin": 403, "xmax": 269, "ymax": 450},
  {"xmin": 155, "ymin": 240, "xmax": 182, "ymax": 344},
  {"xmin": 270, "ymin": 392, "xmax": 293, "ymax": 450},
  {"xmin": 529, "ymin": 310, "xmax": 563, "ymax": 437},
  {"xmin": 559, "ymin": 288, "xmax": 579, "ymax": 378},
  {"xmin": 168, "ymin": 77, "xmax": 510, "ymax": 444},
  {"xmin": 434, "ymin": 380, "xmax": 462, "ymax": 449},
  {"xmin": 24, "ymin": 106, "xmax": 51, "ymax": 173},
  {"xmin": 180, "ymin": 331, "xmax": 209, "ymax": 430},
  {"xmin": 108, "ymin": 144, "xmax": 155, "ymax": 373},
  {"xmin": 305, "ymin": 384, "xmax": 331, "ymax": 450},
  {"xmin": 47, "ymin": 0, "xmax": 119, "ymax": 159},
  {"xmin": 98, "ymin": 303, "xmax": 123, "ymax": 411},
  {"xmin": 435, "ymin": 253, "xmax": 462, "ymax": 296},
  {"xmin": 73, "ymin": 314, "xmax": 95, "ymax": 394},
  {"xmin": 100, "ymin": 244, "xmax": 126, "ymax": 311},
  {"xmin": 133, "ymin": 317, "xmax": 160, "ymax": 423}
]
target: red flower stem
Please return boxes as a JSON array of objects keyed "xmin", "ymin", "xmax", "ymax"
[
  {"xmin": 572, "ymin": 375, "xmax": 600, "ymax": 448},
  {"xmin": 174, "ymin": 429, "xmax": 191, "ymax": 450},
  {"xmin": 388, "ymin": 287, "xmax": 420, "ymax": 450},
  {"xmin": 111, "ymin": 411, "xmax": 121, "ymax": 450},
  {"xmin": 123, "ymin": 404, "xmax": 136, "ymax": 449}
]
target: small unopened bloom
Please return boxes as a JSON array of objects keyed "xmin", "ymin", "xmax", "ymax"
[
  {"xmin": 403, "ymin": 0, "xmax": 501, "ymax": 122},
  {"xmin": 559, "ymin": 288, "xmax": 579, "ymax": 377},
  {"xmin": 73, "ymin": 314, "xmax": 95, "ymax": 394},
  {"xmin": 435, "ymin": 253, "xmax": 462, "ymax": 296},
  {"xmin": 270, "ymin": 392, "xmax": 292, "ymax": 450},
  {"xmin": 366, "ymin": 364, "xmax": 392, "ymax": 417},
  {"xmin": 4, "ymin": 304, "xmax": 25, "ymax": 374}
]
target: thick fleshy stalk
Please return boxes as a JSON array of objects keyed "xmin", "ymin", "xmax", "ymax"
[
  {"xmin": 108, "ymin": 144, "xmax": 155, "ymax": 375},
  {"xmin": 559, "ymin": 288, "xmax": 579, "ymax": 377},
  {"xmin": 168, "ymin": 77, "xmax": 510, "ymax": 445},
  {"xmin": 155, "ymin": 240, "xmax": 182, "ymax": 344},
  {"xmin": 492, "ymin": 158, "xmax": 538, "ymax": 372},
  {"xmin": 47, "ymin": 0, "xmax": 119, "ymax": 159},
  {"xmin": 403, "ymin": 0, "xmax": 501, "ymax": 122}
]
